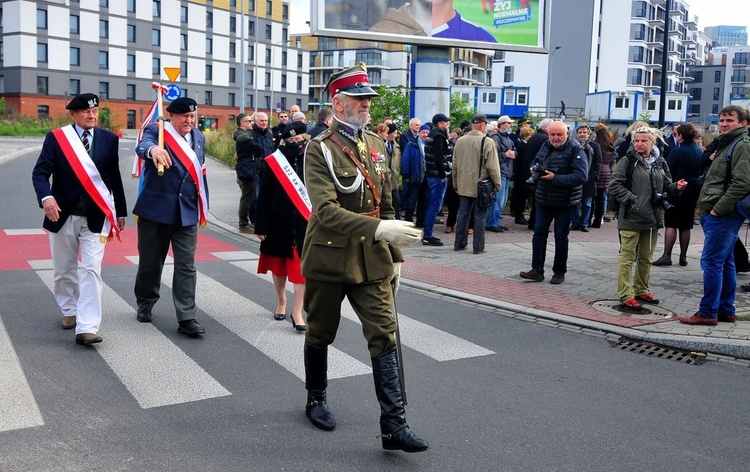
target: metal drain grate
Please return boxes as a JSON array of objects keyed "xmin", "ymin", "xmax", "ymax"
[{"xmin": 615, "ymin": 339, "xmax": 705, "ymax": 365}]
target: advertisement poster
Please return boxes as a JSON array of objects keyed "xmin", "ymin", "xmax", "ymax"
[{"xmin": 313, "ymin": 0, "xmax": 547, "ymax": 53}]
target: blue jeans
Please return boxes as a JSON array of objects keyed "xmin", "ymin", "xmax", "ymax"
[
  {"xmin": 485, "ymin": 175, "xmax": 509, "ymax": 228},
  {"xmin": 424, "ymin": 178, "xmax": 447, "ymax": 238},
  {"xmin": 571, "ymin": 197, "xmax": 592, "ymax": 229},
  {"xmin": 698, "ymin": 214, "xmax": 745, "ymax": 318},
  {"xmin": 531, "ymin": 204, "xmax": 573, "ymax": 275},
  {"xmin": 455, "ymin": 196, "xmax": 488, "ymax": 253},
  {"xmin": 401, "ymin": 181, "xmax": 422, "ymax": 222}
]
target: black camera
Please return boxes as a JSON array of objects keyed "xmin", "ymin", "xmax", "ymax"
[
  {"xmin": 526, "ymin": 163, "xmax": 547, "ymax": 185},
  {"xmin": 652, "ymin": 192, "xmax": 674, "ymax": 211}
]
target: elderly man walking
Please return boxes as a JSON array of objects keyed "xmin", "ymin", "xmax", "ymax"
[{"xmin": 452, "ymin": 114, "xmax": 502, "ymax": 254}]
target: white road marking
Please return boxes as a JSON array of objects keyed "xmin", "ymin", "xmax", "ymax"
[
  {"xmin": 3, "ymin": 229, "xmax": 47, "ymax": 236},
  {"xmin": 35, "ymin": 270, "xmax": 231, "ymax": 409}
]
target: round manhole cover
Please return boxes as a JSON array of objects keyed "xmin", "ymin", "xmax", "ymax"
[{"xmin": 591, "ymin": 300, "xmax": 675, "ymax": 320}]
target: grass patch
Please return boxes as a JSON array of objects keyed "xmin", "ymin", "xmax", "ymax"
[
  {"xmin": 0, "ymin": 115, "xmax": 70, "ymax": 136},
  {"xmin": 205, "ymin": 123, "xmax": 238, "ymax": 168}
]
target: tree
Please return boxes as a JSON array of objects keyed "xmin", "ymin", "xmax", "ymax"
[
  {"xmin": 369, "ymin": 85, "xmax": 409, "ymax": 129},
  {"xmin": 450, "ymin": 93, "xmax": 473, "ymax": 129}
]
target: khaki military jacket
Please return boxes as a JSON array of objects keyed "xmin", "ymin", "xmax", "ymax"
[{"xmin": 301, "ymin": 118, "xmax": 403, "ymax": 284}]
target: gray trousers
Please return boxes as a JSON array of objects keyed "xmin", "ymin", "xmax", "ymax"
[{"xmin": 134, "ymin": 218, "xmax": 198, "ymax": 322}]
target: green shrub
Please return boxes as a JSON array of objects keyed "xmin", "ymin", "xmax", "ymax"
[{"xmin": 205, "ymin": 123, "xmax": 238, "ymax": 167}]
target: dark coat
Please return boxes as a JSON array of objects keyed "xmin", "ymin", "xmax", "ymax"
[
  {"xmin": 234, "ymin": 128, "xmax": 256, "ymax": 180},
  {"xmin": 401, "ymin": 140, "xmax": 425, "ymax": 183},
  {"xmin": 308, "ymin": 121, "xmax": 329, "ymax": 139},
  {"xmin": 532, "ymin": 138, "xmax": 588, "ymax": 208},
  {"xmin": 255, "ymin": 143, "xmax": 308, "ymax": 259},
  {"xmin": 32, "ymin": 126, "xmax": 127, "ymax": 233},
  {"xmin": 581, "ymin": 141, "xmax": 603, "ymax": 199},
  {"xmin": 134, "ymin": 124, "xmax": 208, "ymax": 227},
  {"xmin": 424, "ymin": 127, "xmax": 452, "ymax": 179},
  {"xmin": 597, "ymin": 148, "xmax": 614, "ymax": 190},
  {"xmin": 666, "ymin": 142, "xmax": 703, "ymax": 199}
]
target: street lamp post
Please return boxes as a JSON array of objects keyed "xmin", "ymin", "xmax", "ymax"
[
  {"xmin": 546, "ymin": 46, "xmax": 561, "ymax": 118},
  {"xmin": 239, "ymin": 0, "xmax": 245, "ymax": 112}
]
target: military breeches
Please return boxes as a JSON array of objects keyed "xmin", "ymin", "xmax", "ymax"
[{"xmin": 304, "ymin": 277, "xmax": 397, "ymax": 357}]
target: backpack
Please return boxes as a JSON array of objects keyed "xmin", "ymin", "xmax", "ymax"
[
  {"xmin": 607, "ymin": 158, "xmax": 636, "ymax": 214},
  {"xmin": 720, "ymin": 136, "xmax": 750, "ymax": 220}
]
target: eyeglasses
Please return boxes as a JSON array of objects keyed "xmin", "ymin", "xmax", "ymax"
[{"xmin": 241, "ymin": 120, "xmax": 252, "ymax": 123}]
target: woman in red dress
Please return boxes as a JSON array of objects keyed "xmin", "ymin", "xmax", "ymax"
[{"xmin": 255, "ymin": 122, "xmax": 309, "ymax": 331}]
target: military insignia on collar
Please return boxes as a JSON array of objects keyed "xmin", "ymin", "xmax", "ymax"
[{"xmin": 337, "ymin": 127, "xmax": 357, "ymax": 143}]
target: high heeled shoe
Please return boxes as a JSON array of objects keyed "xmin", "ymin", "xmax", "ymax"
[
  {"xmin": 679, "ymin": 255, "xmax": 688, "ymax": 266},
  {"xmin": 291, "ymin": 314, "xmax": 307, "ymax": 332},
  {"xmin": 273, "ymin": 313, "xmax": 286, "ymax": 321}
]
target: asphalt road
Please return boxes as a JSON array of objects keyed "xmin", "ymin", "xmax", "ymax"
[{"xmin": 1, "ymin": 145, "xmax": 748, "ymax": 471}]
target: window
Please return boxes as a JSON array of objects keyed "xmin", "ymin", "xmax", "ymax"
[
  {"xmin": 715, "ymin": 70, "xmax": 721, "ymax": 82},
  {"xmin": 248, "ymin": 21, "xmax": 255, "ymax": 36},
  {"xmin": 633, "ymin": 1, "xmax": 647, "ymax": 17},
  {"xmin": 615, "ymin": 97, "xmax": 630, "ymax": 108},
  {"xmin": 265, "ymin": 48, "xmax": 271, "ymax": 63},
  {"xmin": 206, "ymin": 12, "xmax": 213, "ymax": 28},
  {"xmin": 630, "ymin": 46, "xmax": 644, "ymax": 63},
  {"xmin": 504, "ymin": 66, "xmax": 513, "ymax": 82},
  {"xmin": 734, "ymin": 52, "xmax": 749, "ymax": 65},
  {"xmin": 205, "ymin": 91, "xmax": 213, "ymax": 106},
  {"xmin": 100, "ymin": 0, "xmax": 108, "ymax": 7},
  {"xmin": 99, "ymin": 82, "xmax": 109, "ymax": 99},
  {"xmin": 126, "ymin": 84, "xmax": 136, "ymax": 100},
  {"xmin": 127, "ymin": 110, "xmax": 136, "ymax": 129},
  {"xmin": 732, "ymin": 71, "xmax": 747, "ymax": 83},
  {"xmin": 265, "ymin": 96, "xmax": 270, "ymax": 109},
  {"xmin": 248, "ymin": 70, "xmax": 254, "ymax": 85},
  {"xmin": 249, "ymin": 0, "xmax": 255, "ymax": 12},
  {"xmin": 689, "ymin": 104, "xmax": 700, "ymax": 115},
  {"xmin": 70, "ymin": 79, "xmax": 80, "ymax": 96},
  {"xmin": 37, "ymin": 76, "xmax": 48, "ymax": 94},
  {"xmin": 37, "ymin": 9, "xmax": 47, "ymax": 29},
  {"xmin": 266, "ymin": 0, "xmax": 272, "ymax": 15},
  {"xmin": 282, "ymin": 28, "xmax": 288, "ymax": 42},
  {"xmin": 153, "ymin": 1, "xmax": 161, "ymax": 17},
  {"xmin": 230, "ymin": 0, "xmax": 237, "ymax": 6},
  {"xmin": 37, "ymin": 43, "xmax": 48, "ymax": 63},
  {"xmin": 152, "ymin": 29, "xmax": 161, "ymax": 46},
  {"xmin": 127, "ymin": 54, "xmax": 136, "ymax": 72},
  {"xmin": 281, "ymin": 74, "xmax": 287, "ymax": 90},
  {"xmin": 99, "ymin": 51, "xmax": 109, "ymax": 69},
  {"xmin": 265, "ymin": 24, "xmax": 272, "ymax": 40},
  {"xmin": 152, "ymin": 57, "xmax": 160, "ymax": 75},
  {"xmin": 628, "ymin": 68, "xmax": 643, "ymax": 85},
  {"xmin": 668, "ymin": 99, "xmax": 679, "ymax": 110},
  {"xmin": 281, "ymin": 51, "xmax": 287, "ymax": 66},
  {"xmin": 229, "ymin": 42, "xmax": 236, "ymax": 58},
  {"xmin": 206, "ymin": 65, "xmax": 213, "ymax": 80},
  {"xmin": 127, "ymin": 0, "xmax": 136, "ymax": 13},
  {"xmin": 38, "ymin": 105, "xmax": 49, "ymax": 118},
  {"xmin": 504, "ymin": 89, "xmax": 515, "ymax": 105},
  {"xmin": 693, "ymin": 71, "xmax": 703, "ymax": 83},
  {"xmin": 181, "ymin": 88, "xmax": 187, "ymax": 98},
  {"xmin": 70, "ymin": 47, "xmax": 80, "ymax": 66},
  {"xmin": 646, "ymin": 100, "xmax": 657, "ymax": 111},
  {"xmin": 228, "ymin": 92, "xmax": 236, "ymax": 107},
  {"xmin": 690, "ymin": 88, "xmax": 701, "ymax": 100},
  {"xmin": 248, "ymin": 45, "xmax": 254, "ymax": 61},
  {"xmin": 206, "ymin": 38, "xmax": 213, "ymax": 54},
  {"xmin": 70, "ymin": 15, "xmax": 80, "ymax": 34},
  {"xmin": 517, "ymin": 90, "xmax": 527, "ymax": 105},
  {"xmin": 180, "ymin": 6, "xmax": 188, "ymax": 23},
  {"xmin": 297, "ymin": 76, "xmax": 302, "ymax": 92},
  {"xmin": 281, "ymin": 97, "xmax": 287, "ymax": 111},
  {"xmin": 248, "ymin": 94, "xmax": 254, "ymax": 109},
  {"xmin": 128, "ymin": 24, "xmax": 136, "ymax": 42},
  {"xmin": 713, "ymin": 87, "xmax": 720, "ymax": 100},
  {"xmin": 632, "ymin": 24, "xmax": 645, "ymax": 40},
  {"xmin": 712, "ymin": 104, "xmax": 719, "ymax": 114},
  {"xmin": 100, "ymin": 20, "xmax": 109, "ymax": 39},
  {"xmin": 482, "ymin": 92, "xmax": 497, "ymax": 104},
  {"xmin": 282, "ymin": 4, "xmax": 289, "ymax": 19},
  {"xmin": 180, "ymin": 61, "xmax": 188, "ymax": 77},
  {"xmin": 230, "ymin": 17, "xmax": 236, "ymax": 33},
  {"xmin": 265, "ymin": 72, "xmax": 271, "ymax": 87},
  {"xmin": 229, "ymin": 67, "xmax": 236, "ymax": 83},
  {"xmin": 181, "ymin": 34, "xmax": 188, "ymax": 50},
  {"xmin": 731, "ymin": 86, "xmax": 747, "ymax": 98},
  {"xmin": 298, "ymin": 53, "xmax": 303, "ymax": 68}
]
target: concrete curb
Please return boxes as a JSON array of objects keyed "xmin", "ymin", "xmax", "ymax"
[{"xmin": 0, "ymin": 145, "xmax": 43, "ymax": 166}]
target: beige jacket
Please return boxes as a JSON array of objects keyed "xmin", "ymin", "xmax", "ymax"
[{"xmin": 451, "ymin": 130, "xmax": 502, "ymax": 197}]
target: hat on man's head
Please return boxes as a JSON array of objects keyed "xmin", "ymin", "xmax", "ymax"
[
  {"xmin": 471, "ymin": 113, "xmax": 488, "ymax": 124},
  {"xmin": 66, "ymin": 93, "xmax": 99, "ymax": 110},
  {"xmin": 460, "ymin": 120, "xmax": 471, "ymax": 129},
  {"xmin": 282, "ymin": 121, "xmax": 307, "ymax": 139},
  {"xmin": 419, "ymin": 124, "xmax": 431, "ymax": 133},
  {"xmin": 432, "ymin": 113, "xmax": 450, "ymax": 125},
  {"xmin": 292, "ymin": 111, "xmax": 306, "ymax": 122},
  {"xmin": 387, "ymin": 123, "xmax": 398, "ymax": 134},
  {"xmin": 326, "ymin": 62, "xmax": 380, "ymax": 98},
  {"xmin": 497, "ymin": 115, "xmax": 514, "ymax": 124},
  {"xmin": 166, "ymin": 97, "xmax": 198, "ymax": 114}
]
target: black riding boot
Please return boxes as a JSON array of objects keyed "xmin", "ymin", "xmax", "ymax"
[
  {"xmin": 371, "ymin": 349, "xmax": 428, "ymax": 453},
  {"xmin": 304, "ymin": 343, "xmax": 336, "ymax": 431}
]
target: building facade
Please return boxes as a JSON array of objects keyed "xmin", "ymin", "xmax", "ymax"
[
  {"xmin": 0, "ymin": 0, "xmax": 309, "ymax": 130},
  {"xmin": 704, "ymin": 26, "xmax": 748, "ymax": 47}
]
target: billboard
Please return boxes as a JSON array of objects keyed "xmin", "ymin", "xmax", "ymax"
[{"xmin": 311, "ymin": 0, "xmax": 548, "ymax": 53}]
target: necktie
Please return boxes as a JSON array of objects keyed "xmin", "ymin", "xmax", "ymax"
[{"xmin": 82, "ymin": 130, "xmax": 90, "ymax": 153}]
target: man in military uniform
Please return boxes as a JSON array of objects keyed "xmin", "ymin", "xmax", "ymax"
[{"xmin": 301, "ymin": 63, "xmax": 428, "ymax": 453}]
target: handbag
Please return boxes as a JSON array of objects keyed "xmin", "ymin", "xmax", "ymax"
[{"xmin": 476, "ymin": 136, "xmax": 496, "ymax": 208}]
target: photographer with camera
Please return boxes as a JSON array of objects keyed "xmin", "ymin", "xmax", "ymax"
[
  {"xmin": 519, "ymin": 121, "xmax": 588, "ymax": 285},
  {"xmin": 609, "ymin": 127, "xmax": 686, "ymax": 312}
]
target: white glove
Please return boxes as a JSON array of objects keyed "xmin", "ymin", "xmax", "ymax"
[
  {"xmin": 392, "ymin": 262, "xmax": 402, "ymax": 294},
  {"xmin": 374, "ymin": 220, "xmax": 423, "ymax": 246}
]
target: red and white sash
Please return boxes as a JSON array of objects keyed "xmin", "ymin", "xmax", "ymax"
[
  {"xmin": 162, "ymin": 122, "xmax": 209, "ymax": 227},
  {"xmin": 264, "ymin": 149, "xmax": 312, "ymax": 221},
  {"xmin": 51, "ymin": 125, "xmax": 120, "ymax": 242}
]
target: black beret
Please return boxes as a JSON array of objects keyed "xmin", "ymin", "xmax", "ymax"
[
  {"xmin": 66, "ymin": 93, "xmax": 99, "ymax": 110},
  {"xmin": 166, "ymin": 97, "xmax": 197, "ymax": 113},
  {"xmin": 387, "ymin": 123, "xmax": 398, "ymax": 134},
  {"xmin": 282, "ymin": 121, "xmax": 307, "ymax": 139},
  {"xmin": 432, "ymin": 113, "xmax": 450, "ymax": 124}
]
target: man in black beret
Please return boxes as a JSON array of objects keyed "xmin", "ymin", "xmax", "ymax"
[
  {"xmin": 133, "ymin": 96, "xmax": 210, "ymax": 336},
  {"xmin": 32, "ymin": 93, "xmax": 127, "ymax": 345}
]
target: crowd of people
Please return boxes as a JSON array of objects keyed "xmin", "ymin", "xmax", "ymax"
[{"xmin": 32, "ymin": 69, "xmax": 749, "ymax": 452}]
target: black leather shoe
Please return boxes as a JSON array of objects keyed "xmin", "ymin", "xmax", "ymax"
[
  {"xmin": 177, "ymin": 319, "xmax": 205, "ymax": 336},
  {"xmin": 515, "ymin": 217, "xmax": 529, "ymax": 225},
  {"xmin": 137, "ymin": 307, "xmax": 153, "ymax": 323},
  {"xmin": 306, "ymin": 398, "xmax": 336, "ymax": 431}
]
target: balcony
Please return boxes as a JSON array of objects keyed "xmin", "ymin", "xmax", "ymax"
[
  {"xmin": 731, "ymin": 75, "xmax": 748, "ymax": 84},
  {"xmin": 684, "ymin": 15, "xmax": 698, "ymax": 30}
]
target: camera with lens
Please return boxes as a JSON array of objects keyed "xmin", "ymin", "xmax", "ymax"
[
  {"xmin": 652, "ymin": 192, "xmax": 674, "ymax": 211},
  {"xmin": 526, "ymin": 163, "xmax": 548, "ymax": 185}
]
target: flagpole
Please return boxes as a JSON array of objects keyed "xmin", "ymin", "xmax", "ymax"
[{"xmin": 156, "ymin": 79, "xmax": 165, "ymax": 176}]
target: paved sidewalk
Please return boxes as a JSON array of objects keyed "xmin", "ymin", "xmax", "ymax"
[{"xmin": 6, "ymin": 136, "xmax": 750, "ymax": 360}]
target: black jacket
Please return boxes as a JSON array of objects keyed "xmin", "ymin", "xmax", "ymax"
[
  {"xmin": 532, "ymin": 138, "xmax": 588, "ymax": 208},
  {"xmin": 581, "ymin": 141, "xmax": 602, "ymax": 199},
  {"xmin": 424, "ymin": 128, "xmax": 452, "ymax": 179},
  {"xmin": 308, "ymin": 121, "xmax": 328, "ymax": 139}
]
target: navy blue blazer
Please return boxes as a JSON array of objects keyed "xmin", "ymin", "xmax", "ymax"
[
  {"xmin": 32, "ymin": 126, "xmax": 127, "ymax": 233},
  {"xmin": 133, "ymin": 124, "xmax": 209, "ymax": 227}
]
